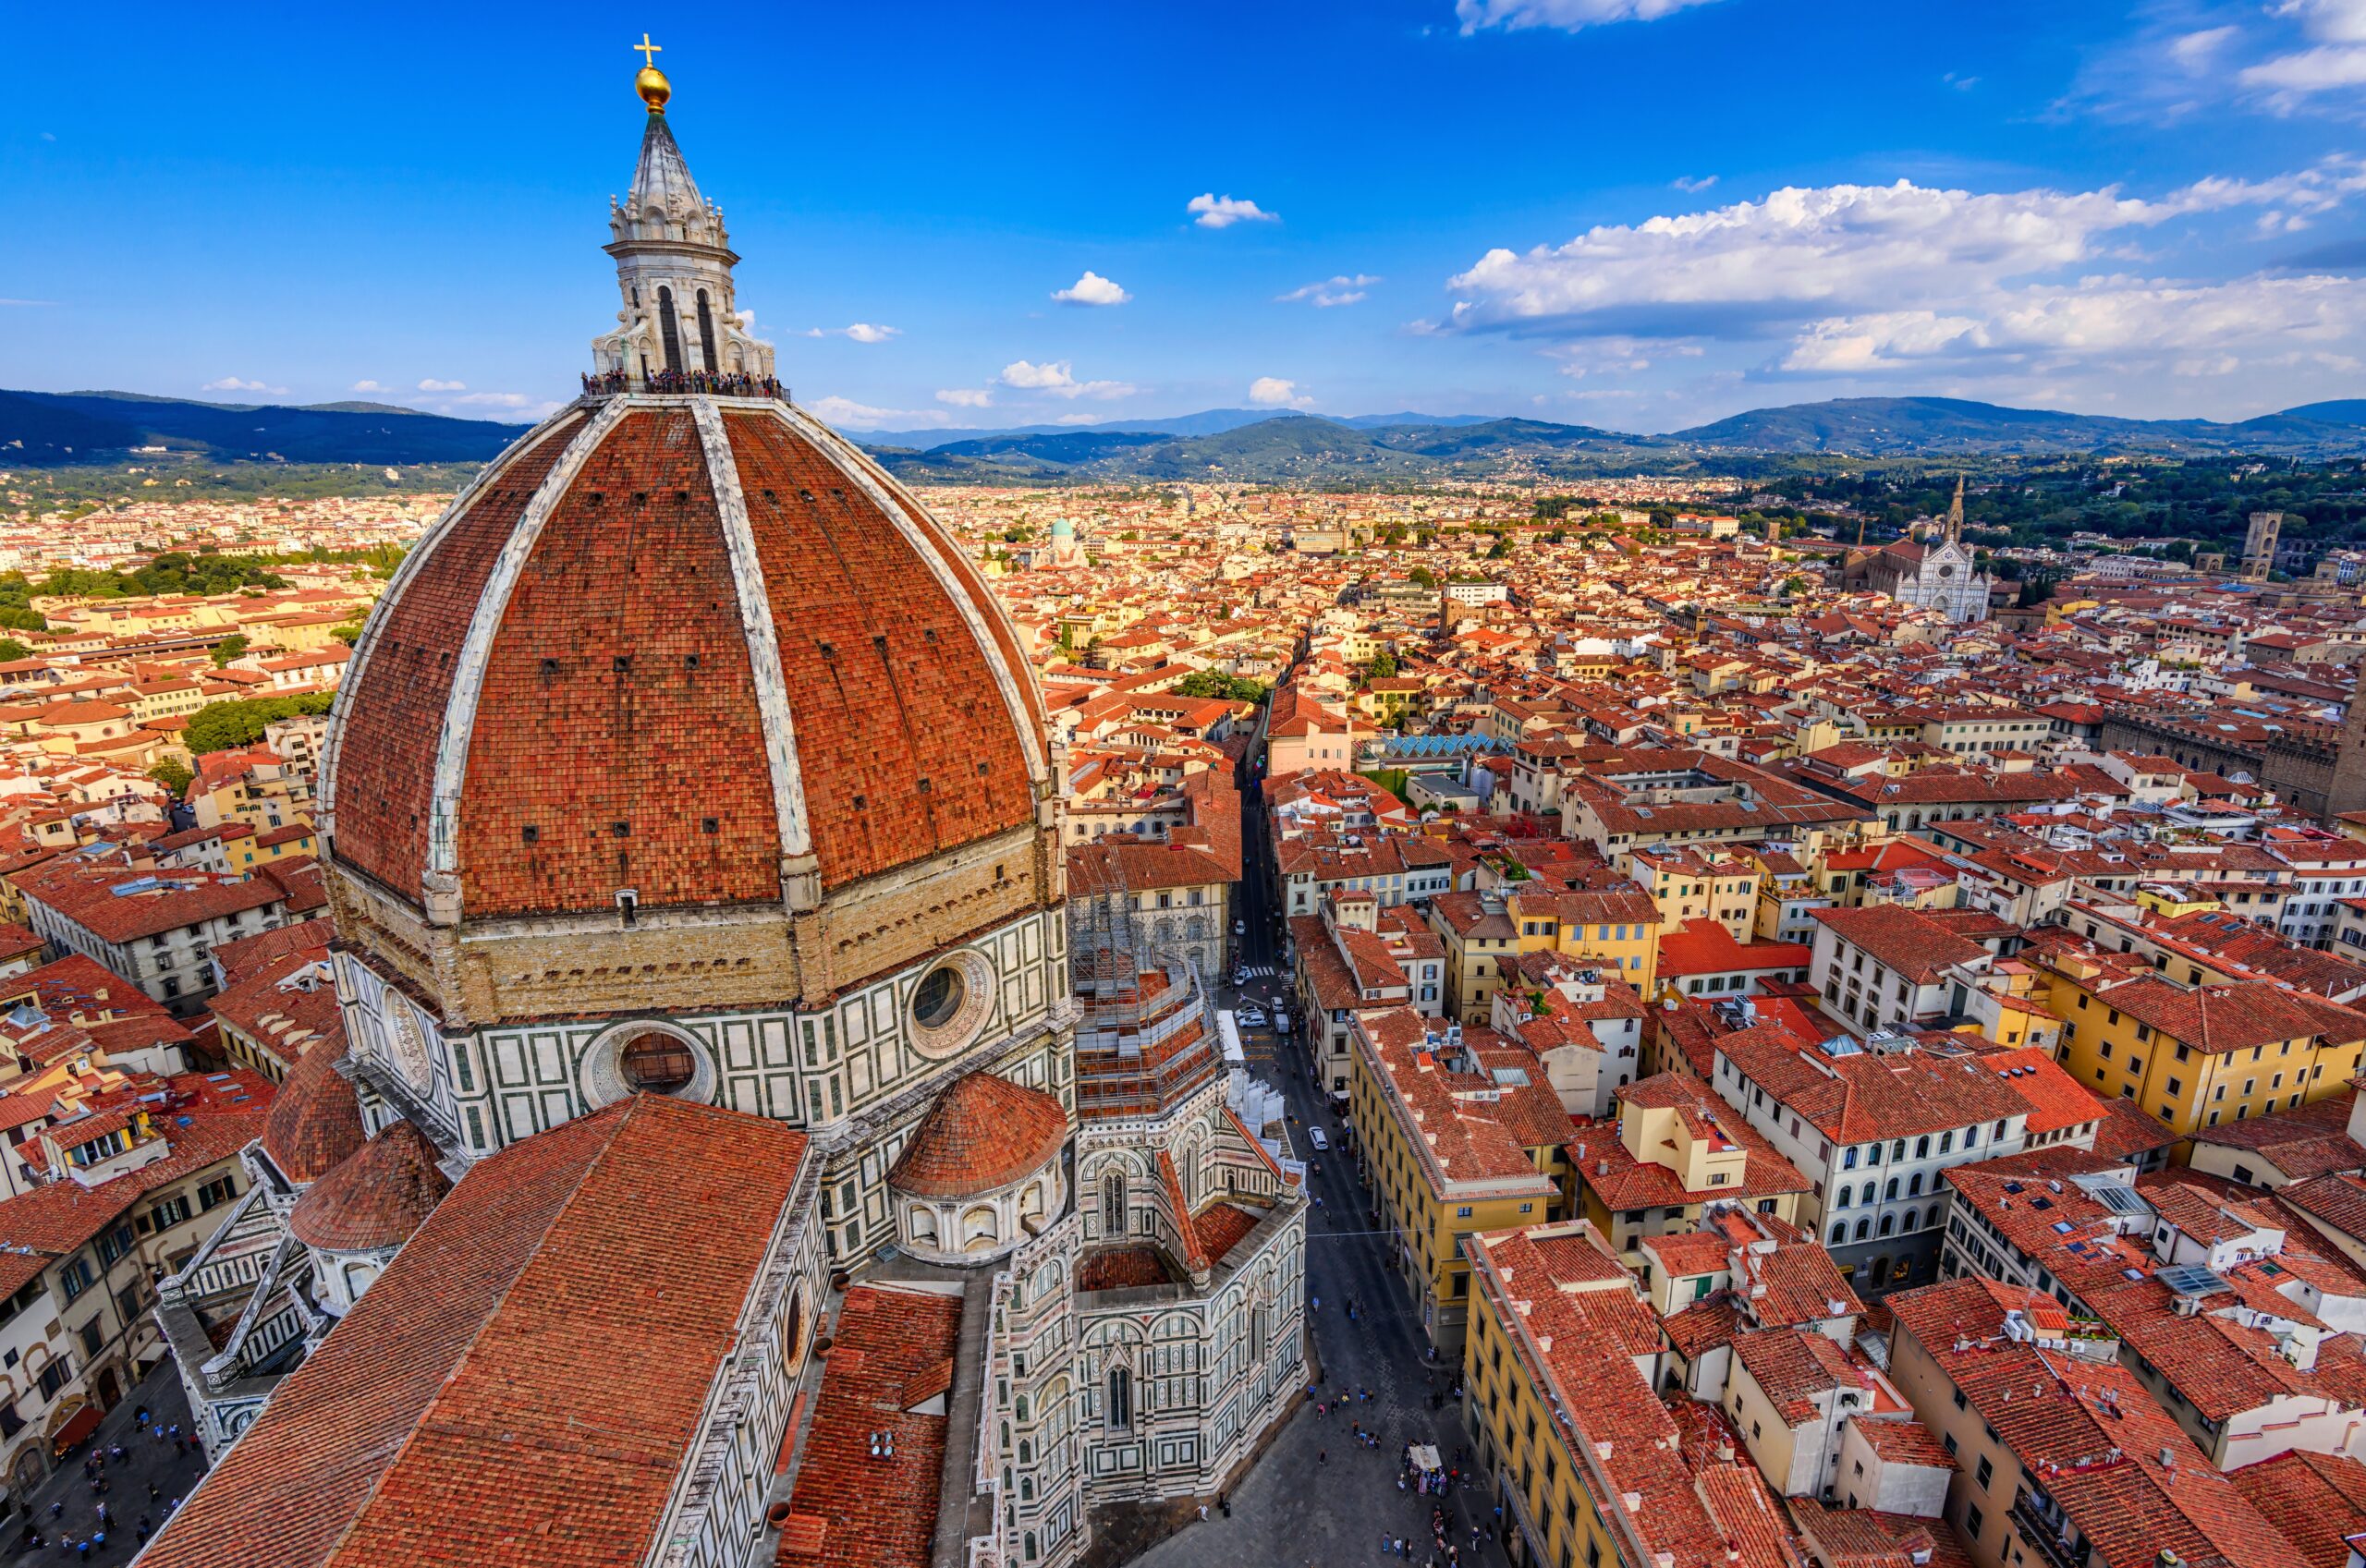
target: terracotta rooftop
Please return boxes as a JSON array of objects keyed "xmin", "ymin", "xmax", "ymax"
[{"xmin": 143, "ymin": 1095, "xmax": 811, "ymax": 1568}]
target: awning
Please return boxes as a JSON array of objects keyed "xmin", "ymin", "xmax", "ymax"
[
  {"xmin": 49, "ymin": 1404, "xmax": 99, "ymax": 1455},
  {"xmin": 1409, "ymin": 1443, "xmax": 1442, "ymax": 1473}
]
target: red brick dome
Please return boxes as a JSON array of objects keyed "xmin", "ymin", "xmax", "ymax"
[
  {"xmin": 262, "ymin": 1031, "xmax": 365, "ymax": 1185},
  {"xmin": 323, "ymin": 400, "xmax": 1049, "ymax": 921},
  {"xmin": 289, "ymin": 1119, "xmax": 452, "ymax": 1253},
  {"xmin": 889, "ymin": 1071, "xmax": 1068, "ymax": 1199}
]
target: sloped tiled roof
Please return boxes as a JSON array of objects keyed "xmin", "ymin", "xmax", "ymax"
[{"xmin": 888, "ymin": 1071, "xmax": 1067, "ymax": 1199}]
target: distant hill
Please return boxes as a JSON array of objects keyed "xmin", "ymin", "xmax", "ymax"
[
  {"xmin": 0, "ymin": 389, "xmax": 531, "ymax": 465},
  {"xmin": 2281, "ymin": 399, "xmax": 2366, "ymax": 428},
  {"xmin": 12, "ymin": 383, "xmax": 2366, "ymax": 476},
  {"xmin": 861, "ymin": 408, "xmax": 1496, "ymax": 450},
  {"xmin": 1666, "ymin": 395, "xmax": 2366, "ymax": 456},
  {"xmin": 0, "ymin": 390, "xmax": 142, "ymax": 461}
]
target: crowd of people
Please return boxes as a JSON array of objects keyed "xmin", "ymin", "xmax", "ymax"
[
  {"xmin": 578, "ymin": 368, "xmax": 787, "ymax": 398},
  {"xmin": 14, "ymin": 1406, "xmax": 195, "ymax": 1564}
]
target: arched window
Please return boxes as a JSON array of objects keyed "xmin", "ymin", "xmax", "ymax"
[
  {"xmin": 961, "ymin": 1206, "xmax": 998, "ymax": 1252},
  {"xmin": 657, "ymin": 286, "xmax": 683, "ymax": 372},
  {"xmin": 1025, "ymin": 1532, "xmax": 1038, "ymax": 1562},
  {"xmin": 1871, "ymin": 1254, "xmax": 1890, "ymax": 1282},
  {"xmin": 1015, "ymin": 1394, "xmax": 1030, "ymax": 1422},
  {"xmin": 1877, "ymin": 1213, "xmax": 1896, "ymax": 1237},
  {"xmin": 909, "ymin": 1207, "xmax": 938, "ymax": 1245},
  {"xmin": 1853, "ymin": 1219, "xmax": 1870, "ymax": 1241},
  {"xmin": 695, "ymin": 289, "xmax": 719, "ymax": 374},
  {"xmin": 1829, "ymin": 1222, "xmax": 1847, "ymax": 1246},
  {"xmin": 1834, "ymin": 1185, "xmax": 1851, "ymax": 1209},
  {"xmin": 1106, "ymin": 1367, "xmax": 1132, "ymax": 1430},
  {"xmin": 620, "ymin": 1032, "xmax": 696, "ymax": 1094},
  {"xmin": 1020, "ymin": 1477, "xmax": 1034, "ymax": 1501},
  {"xmin": 1018, "ymin": 1439, "xmax": 1031, "ymax": 1464},
  {"xmin": 1101, "ymin": 1171, "xmax": 1126, "ymax": 1235},
  {"xmin": 1884, "ymin": 1177, "xmax": 1900, "ymax": 1202},
  {"xmin": 1907, "ymin": 1173, "xmax": 1923, "ymax": 1197},
  {"xmin": 1913, "ymin": 1136, "xmax": 1932, "ymax": 1160},
  {"xmin": 1902, "ymin": 1207, "xmax": 1921, "ymax": 1233}
]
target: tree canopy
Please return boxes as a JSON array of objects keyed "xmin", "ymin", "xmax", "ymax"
[
  {"xmin": 1172, "ymin": 670, "xmax": 1270, "ymax": 703},
  {"xmin": 183, "ymin": 692, "xmax": 335, "ymax": 756}
]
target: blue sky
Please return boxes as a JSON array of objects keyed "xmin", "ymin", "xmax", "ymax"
[{"xmin": 8, "ymin": 1, "xmax": 2366, "ymax": 433}]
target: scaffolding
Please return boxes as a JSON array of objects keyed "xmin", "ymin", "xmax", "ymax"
[{"xmin": 1067, "ymin": 848, "xmax": 1223, "ymax": 1121}]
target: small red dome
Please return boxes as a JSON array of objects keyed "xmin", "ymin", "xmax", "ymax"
[
  {"xmin": 261, "ymin": 1031, "xmax": 365, "ymax": 1185},
  {"xmin": 289, "ymin": 1120, "xmax": 452, "ymax": 1253},
  {"xmin": 889, "ymin": 1072, "xmax": 1067, "ymax": 1199}
]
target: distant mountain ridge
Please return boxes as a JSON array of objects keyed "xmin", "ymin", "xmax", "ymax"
[
  {"xmin": 1, "ymin": 388, "xmax": 529, "ymax": 465},
  {"xmin": 6, "ymin": 387, "xmax": 2365, "ymax": 473}
]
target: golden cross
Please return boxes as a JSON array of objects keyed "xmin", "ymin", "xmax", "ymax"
[{"xmin": 633, "ymin": 33, "xmax": 663, "ymax": 67}]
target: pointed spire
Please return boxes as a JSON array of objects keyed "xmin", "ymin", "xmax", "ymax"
[
  {"xmin": 588, "ymin": 49, "xmax": 774, "ymax": 390},
  {"xmin": 1945, "ymin": 476, "xmax": 1965, "ymax": 547}
]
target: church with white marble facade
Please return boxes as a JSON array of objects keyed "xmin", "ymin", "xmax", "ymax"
[{"xmin": 146, "ymin": 52, "xmax": 1304, "ymax": 1568}]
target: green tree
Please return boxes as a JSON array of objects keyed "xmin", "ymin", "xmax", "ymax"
[
  {"xmin": 1408, "ymin": 565, "xmax": 1436, "ymax": 589},
  {"xmin": 1363, "ymin": 648, "xmax": 1400, "ymax": 682},
  {"xmin": 182, "ymin": 692, "xmax": 335, "ymax": 755},
  {"xmin": 147, "ymin": 757, "xmax": 194, "ymax": 795},
  {"xmin": 0, "ymin": 638, "xmax": 29, "ymax": 663},
  {"xmin": 330, "ymin": 622, "xmax": 365, "ymax": 645},
  {"xmin": 1173, "ymin": 670, "xmax": 1270, "ymax": 702},
  {"xmin": 211, "ymin": 633, "xmax": 251, "ymax": 668},
  {"xmin": 1486, "ymin": 538, "xmax": 1509, "ymax": 560}
]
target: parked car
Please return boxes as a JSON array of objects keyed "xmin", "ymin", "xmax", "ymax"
[
  {"xmin": 1234, "ymin": 919, "xmax": 1247, "ymax": 934},
  {"xmin": 1307, "ymin": 1127, "xmax": 1329, "ymax": 1151},
  {"xmin": 1237, "ymin": 1009, "xmax": 1268, "ymax": 1027}
]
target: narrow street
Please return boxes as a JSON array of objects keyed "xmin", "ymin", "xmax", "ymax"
[{"xmin": 1134, "ymin": 729, "xmax": 1510, "ymax": 1568}]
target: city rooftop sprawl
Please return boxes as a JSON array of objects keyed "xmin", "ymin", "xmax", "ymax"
[{"xmin": 7, "ymin": 54, "xmax": 2366, "ymax": 1568}]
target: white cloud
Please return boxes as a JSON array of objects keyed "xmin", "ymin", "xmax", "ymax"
[
  {"xmin": 2169, "ymin": 25, "xmax": 2238, "ymax": 67},
  {"xmin": 936, "ymin": 388, "xmax": 994, "ymax": 407},
  {"xmin": 803, "ymin": 322, "xmax": 900, "ymax": 342},
  {"xmin": 1277, "ymin": 274, "xmax": 1379, "ymax": 307},
  {"xmin": 1249, "ymin": 377, "xmax": 1315, "ymax": 408},
  {"xmin": 1051, "ymin": 270, "xmax": 1132, "ymax": 306},
  {"xmin": 1441, "ymin": 163, "xmax": 2366, "ymax": 414},
  {"xmin": 997, "ymin": 360, "xmax": 1135, "ymax": 400},
  {"xmin": 1944, "ymin": 71, "xmax": 1980, "ymax": 91},
  {"xmin": 1187, "ymin": 193, "xmax": 1278, "ymax": 229},
  {"xmin": 417, "ymin": 378, "xmax": 466, "ymax": 392},
  {"xmin": 450, "ymin": 391, "xmax": 538, "ymax": 408},
  {"xmin": 201, "ymin": 377, "xmax": 286, "ymax": 395},
  {"xmin": 1672, "ymin": 175, "xmax": 1717, "ymax": 193},
  {"xmin": 2242, "ymin": 0, "xmax": 2366, "ymax": 99},
  {"xmin": 805, "ymin": 395, "xmax": 947, "ymax": 431},
  {"xmin": 0, "ymin": 298, "xmax": 55, "ymax": 307},
  {"xmin": 1455, "ymin": 0, "xmax": 1726, "ymax": 33},
  {"xmin": 349, "ymin": 380, "xmax": 387, "ymax": 393}
]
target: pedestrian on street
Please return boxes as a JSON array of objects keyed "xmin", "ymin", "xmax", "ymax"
[{"xmin": 1318, "ymin": 1449, "xmax": 1326, "ymax": 1465}]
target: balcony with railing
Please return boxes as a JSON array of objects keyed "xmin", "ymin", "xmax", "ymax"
[
  {"xmin": 2010, "ymin": 1489, "xmax": 2085, "ymax": 1568},
  {"xmin": 579, "ymin": 368, "xmax": 789, "ymax": 400}
]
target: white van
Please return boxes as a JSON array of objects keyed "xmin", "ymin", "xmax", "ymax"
[{"xmin": 1307, "ymin": 1126, "xmax": 1329, "ymax": 1151}]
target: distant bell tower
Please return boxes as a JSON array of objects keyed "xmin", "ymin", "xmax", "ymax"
[
  {"xmin": 1944, "ymin": 476, "xmax": 1965, "ymax": 548},
  {"xmin": 590, "ymin": 36, "xmax": 775, "ymax": 387},
  {"xmin": 2327, "ymin": 687, "xmax": 2366, "ymax": 824}
]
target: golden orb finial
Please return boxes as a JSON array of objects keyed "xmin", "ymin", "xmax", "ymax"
[{"xmin": 632, "ymin": 33, "xmax": 670, "ymax": 113}]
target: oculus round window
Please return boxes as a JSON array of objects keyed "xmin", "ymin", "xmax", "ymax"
[
  {"xmin": 620, "ymin": 1031, "xmax": 698, "ymax": 1094},
  {"xmin": 913, "ymin": 966, "xmax": 965, "ymax": 1029},
  {"xmin": 1936, "ymin": 564, "xmax": 1955, "ymax": 578},
  {"xmin": 907, "ymin": 952, "xmax": 994, "ymax": 1060}
]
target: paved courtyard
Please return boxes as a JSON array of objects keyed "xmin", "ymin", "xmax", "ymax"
[
  {"xmin": 1139, "ymin": 944, "xmax": 1511, "ymax": 1568},
  {"xmin": 6, "ymin": 1364, "xmax": 210, "ymax": 1566}
]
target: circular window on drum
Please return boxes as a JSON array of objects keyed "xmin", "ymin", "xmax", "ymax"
[
  {"xmin": 908, "ymin": 951, "xmax": 994, "ymax": 1060},
  {"xmin": 619, "ymin": 1032, "xmax": 698, "ymax": 1095}
]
